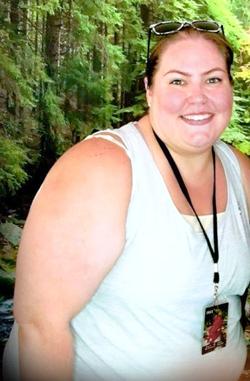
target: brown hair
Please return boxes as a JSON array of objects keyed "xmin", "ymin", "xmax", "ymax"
[{"xmin": 146, "ymin": 27, "xmax": 234, "ymax": 87}]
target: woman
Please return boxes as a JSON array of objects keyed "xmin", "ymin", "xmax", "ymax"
[{"xmin": 4, "ymin": 20, "xmax": 250, "ymax": 381}]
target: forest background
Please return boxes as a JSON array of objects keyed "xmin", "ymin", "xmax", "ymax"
[{"xmin": 0, "ymin": 0, "xmax": 250, "ymax": 357}]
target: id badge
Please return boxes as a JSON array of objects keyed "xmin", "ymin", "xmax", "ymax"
[{"xmin": 202, "ymin": 302, "xmax": 229, "ymax": 355}]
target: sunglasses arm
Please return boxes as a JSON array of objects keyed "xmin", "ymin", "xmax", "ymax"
[{"xmin": 146, "ymin": 28, "xmax": 152, "ymax": 75}]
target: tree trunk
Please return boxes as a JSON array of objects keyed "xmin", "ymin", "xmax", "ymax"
[
  {"xmin": 10, "ymin": 0, "xmax": 20, "ymax": 34},
  {"xmin": 20, "ymin": 0, "xmax": 28, "ymax": 37},
  {"xmin": 45, "ymin": 10, "xmax": 62, "ymax": 77},
  {"xmin": 140, "ymin": 4, "xmax": 150, "ymax": 28},
  {"xmin": 38, "ymin": 7, "xmax": 63, "ymax": 173}
]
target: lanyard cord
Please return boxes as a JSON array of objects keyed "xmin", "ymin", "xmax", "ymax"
[{"xmin": 153, "ymin": 130, "xmax": 219, "ymax": 285}]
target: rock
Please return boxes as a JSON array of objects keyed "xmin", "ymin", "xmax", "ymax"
[{"xmin": 0, "ymin": 222, "xmax": 22, "ymax": 247}]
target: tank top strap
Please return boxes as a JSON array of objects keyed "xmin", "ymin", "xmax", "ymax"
[{"xmin": 85, "ymin": 129, "xmax": 131, "ymax": 158}]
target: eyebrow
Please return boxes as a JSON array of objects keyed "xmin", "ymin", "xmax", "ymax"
[{"xmin": 163, "ymin": 68, "xmax": 227, "ymax": 76}]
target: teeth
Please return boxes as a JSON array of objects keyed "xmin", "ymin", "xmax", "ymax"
[{"xmin": 183, "ymin": 114, "xmax": 211, "ymax": 121}]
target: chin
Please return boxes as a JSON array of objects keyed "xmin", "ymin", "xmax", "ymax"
[
  {"xmin": 185, "ymin": 140, "xmax": 216, "ymax": 153},
  {"xmin": 186, "ymin": 133, "xmax": 219, "ymax": 150}
]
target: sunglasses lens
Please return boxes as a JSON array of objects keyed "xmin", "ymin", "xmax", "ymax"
[
  {"xmin": 192, "ymin": 21, "xmax": 220, "ymax": 32},
  {"xmin": 154, "ymin": 22, "xmax": 182, "ymax": 34}
]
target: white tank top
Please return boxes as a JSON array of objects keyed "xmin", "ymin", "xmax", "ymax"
[
  {"xmin": 71, "ymin": 122, "xmax": 250, "ymax": 381},
  {"xmin": 3, "ymin": 122, "xmax": 250, "ymax": 381}
]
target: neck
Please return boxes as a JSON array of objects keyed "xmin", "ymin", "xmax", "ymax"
[
  {"xmin": 166, "ymin": 144, "xmax": 214, "ymax": 179},
  {"xmin": 153, "ymin": 128, "xmax": 215, "ymax": 187},
  {"xmin": 138, "ymin": 115, "xmax": 214, "ymax": 169},
  {"xmin": 137, "ymin": 115, "xmax": 215, "ymax": 188}
]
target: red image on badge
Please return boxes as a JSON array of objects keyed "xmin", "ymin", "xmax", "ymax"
[{"xmin": 202, "ymin": 302, "xmax": 229, "ymax": 355}]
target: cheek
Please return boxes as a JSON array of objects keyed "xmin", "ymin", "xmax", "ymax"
[
  {"xmin": 158, "ymin": 89, "xmax": 186, "ymax": 113},
  {"xmin": 214, "ymin": 89, "xmax": 233, "ymax": 113}
]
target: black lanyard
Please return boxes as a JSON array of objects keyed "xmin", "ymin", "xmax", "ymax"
[{"xmin": 153, "ymin": 130, "xmax": 219, "ymax": 288}]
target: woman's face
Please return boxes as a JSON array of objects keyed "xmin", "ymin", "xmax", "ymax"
[{"xmin": 146, "ymin": 36, "xmax": 233, "ymax": 154}]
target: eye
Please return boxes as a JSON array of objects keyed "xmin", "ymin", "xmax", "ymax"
[
  {"xmin": 169, "ymin": 79, "xmax": 185, "ymax": 86},
  {"xmin": 207, "ymin": 77, "xmax": 222, "ymax": 84}
]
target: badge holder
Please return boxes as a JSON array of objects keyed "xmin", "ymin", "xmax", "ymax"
[{"xmin": 202, "ymin": 282, "xmax": 229, "ymax": 355}]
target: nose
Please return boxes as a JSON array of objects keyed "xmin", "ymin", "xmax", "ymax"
[{"xmin": 187, "ymin": 83, "xmax": 207, "ymax": 104}]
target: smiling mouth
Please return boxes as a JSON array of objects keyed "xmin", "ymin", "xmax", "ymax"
[{"xmin": 181, "ymin": 113, "xmax": 213, "ymax": 123}]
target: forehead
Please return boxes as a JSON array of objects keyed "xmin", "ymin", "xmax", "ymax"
[{"xmin": 157, "ymin": 35, "xmax": 227, "ymax": 72}]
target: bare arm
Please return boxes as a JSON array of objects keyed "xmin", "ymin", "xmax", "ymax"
[
  {"xmin": 230, "ymin": 146, "xmax": 250, "ymax": 216},
  {"xmin": 13, "ymin": 138, "xmax": 132, "ymax": 381}
]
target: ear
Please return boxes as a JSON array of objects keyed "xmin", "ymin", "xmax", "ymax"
[{"xmin": 144, "ymin": 77, "xmax": 152, "ymax": 108}]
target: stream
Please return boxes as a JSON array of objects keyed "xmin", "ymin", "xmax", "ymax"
[{"xmin": 0, "ymin": 298, "xmax": 14, "ymax": 366}]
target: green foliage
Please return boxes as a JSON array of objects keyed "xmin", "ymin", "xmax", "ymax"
[
  {"xmin": 156, "ymin": 0, "xmax": 202, "ymax": 21},
  {"xmin": 0, "ymin": 136, "xmax": 29, "ymax": 196},
  {"xmin": 228, "ymin": 0, "xmax": 250, "ymax": 28},
  {"xmin": 205, "ymin": 0, "xmax": 246, "ymax": 49},
  {"xmin": 43, "ymin": 86, "xmax": 66, "ymax": 129},
  {"xmin": 236, "ymin": 141, "xmax": 250, "ymax": 155},
  {"xmin": 222, "ymin": 93, "xmax": 250, "ymax": 154},
  {"xmin": 0, "ymin": 47, "xmax": 35, "ymax": 108},
  {"xmin": 30, "ymin": 0, "xmax": 62, "ymax": 15}
]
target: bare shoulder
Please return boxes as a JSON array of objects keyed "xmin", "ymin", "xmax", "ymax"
[
  {"xmin": 229, "ymin": 145, "xmax": 250, "ymax": 209},
  {"xmin": 29, "ymin": 136, "xmax": 132, "ymax": 238},
  {"xmin": 41, "ymin": 136, "xmax": 131, "ymax": 193},
  {"xmin": 14, "ymin": 137, "xmax": 132, "ymax": 326},
  {"xmin": 229, "ymin": 145, "xmax": 250, "ymax": 180}
]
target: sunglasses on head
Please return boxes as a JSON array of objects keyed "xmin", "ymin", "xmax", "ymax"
[{"xmin": 146, "ymin": 20, "xmax": 224, "ymax": 72}]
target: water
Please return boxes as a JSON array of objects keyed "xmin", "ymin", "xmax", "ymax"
[
  {"xmin": 0, "ymin": 299, "xmax": 14, "ymax": 342},
  {"xmin": 0, "ymin": 298, "xmax": 14, "ymax": 369}
]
